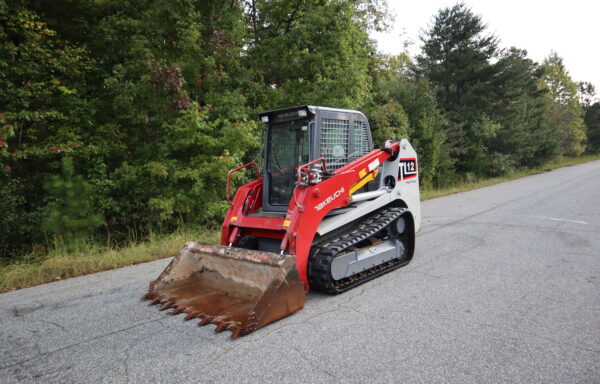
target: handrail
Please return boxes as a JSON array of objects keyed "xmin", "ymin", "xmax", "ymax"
[
  {"xmin": 296, "ymin": 157, "xmax": 328, "ymax": 185},
  {"xmin": 227, "ymin": 162, "xmax": 260, "ymax": 204},
  {"xmin": 292, "ymin": 157, "xmax": 329, "ymax": 210}
]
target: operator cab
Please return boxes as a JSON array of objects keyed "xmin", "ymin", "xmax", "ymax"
[{"xmin": 259, "ymin": 106, "xmax": 373, "ymax": 212}]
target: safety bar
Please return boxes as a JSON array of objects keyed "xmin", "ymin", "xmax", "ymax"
[{"xmin": 227, "ymin": 162, "xmax": 260, "ymax": 204}]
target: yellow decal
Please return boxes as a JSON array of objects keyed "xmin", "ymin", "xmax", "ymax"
[
  {"xmin": 230, "ymin": 216, "xmax": 238, "ymax": 222},
  {"xmin": 358, "ymin": 169, "xmax": 367, "ymax": 178},
  {"xmin": 283, "ymin": 220, "xmax": 291, "ymax": 227},
  {"xmin": 349, "ymin": 169, "xmax": 379, "ymax": 196}
]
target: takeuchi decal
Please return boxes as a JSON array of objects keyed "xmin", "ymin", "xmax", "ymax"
[
  {"xmin": 398, "ymin": 158, "xmax": 417, "ymax": 180},
  {"xmin": 314, "ymin": 187, "xmax": 345, "ymax": 211}
]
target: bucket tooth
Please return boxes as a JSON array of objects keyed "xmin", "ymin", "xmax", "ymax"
[
  {"xmin": 184, "ymin": 312, "xmax": 198, "ymax": 321},
  {"xmin": 170, "ymin": 306, "xmax": 186, "ymax": 315},
  {"xmin": 140, "ymin": 293, "xmax": 151, "ymax": 301},
  {"xmin": 214, "ymin": 323, "xmax": 227, "ymax": 333},
  {"xmin": 198, "ymin": 317, "xmax": 212, "ymax": 326},
  {"xmin": 159, "ymin": 301, "xmax": 174, "ymax": 311},
  {"xmin": 230, "ymin": 328, "xmax": 242, "ymax": 339},
  {"xmin": 149, "ymin": 298, "xmax": 161, "ymax": 306}
]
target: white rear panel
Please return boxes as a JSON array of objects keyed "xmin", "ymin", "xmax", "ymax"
[{"xmin": 317, "ymin": 138, "xmax": 421, "ymax": 236}]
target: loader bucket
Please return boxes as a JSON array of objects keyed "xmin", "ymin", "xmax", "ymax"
[{"xmin": 142, "ymin": 241, "xmax": 306, "ymax": 338}]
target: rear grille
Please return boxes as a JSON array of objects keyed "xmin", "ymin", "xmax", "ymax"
[
  {"xmin": 319, "ymin": 117, "xmax": 372, "ymax": 171},
  {"xmin": 320, "ymin": 118, "xmax": 349, "ymax": 171},
  {"xmin": 351, "ymin": 120, "xmax": 370, "ymax": 160}
]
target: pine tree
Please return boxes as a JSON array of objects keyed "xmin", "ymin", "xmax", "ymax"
[
  {"xmin": 42, "ymin": 158, "xmax": 103, "ymax": 241},
  {"xmin": 488, "ymin": 48, "xmax": 559, "ymax": 168},
  {"xmin": 416, "ymin": 3, "xmax": 501, "ymax": 175}
]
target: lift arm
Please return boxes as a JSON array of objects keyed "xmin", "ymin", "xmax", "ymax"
[{"xmin": 281, "ymin": 141, "xmax": 401, "ymax": 289}]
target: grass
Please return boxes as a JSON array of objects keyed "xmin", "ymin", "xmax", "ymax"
[
  {"xmin": 0, "ymin": 228, "xmax": 220, "ymax": 292},
  {"xmin": 2, "ymin": 154, "xmax": 599, "ymax": 292}
]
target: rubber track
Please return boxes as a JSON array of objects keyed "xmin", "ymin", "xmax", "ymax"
[{"xmin": 309, "ymin": 206, "xmax": 410, "ymax": 294}]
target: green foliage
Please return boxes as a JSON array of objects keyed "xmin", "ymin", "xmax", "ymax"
[
  {"xmin": 487, "ymin": 48, "xmax": 559, "ymax": 168},
  {"xmin": 578, "ymin": 81, "xmax": 596, "ymax": 108},
  {"xmin": 0, "ymin": 4, "xmax": 95, "ymax": 256},
  {"xmin": 367, "ymin": 54, "xmax": 450, "ymax": 186},
  {"xmin": 541, "ymin": 52, "xmax": 587, "ymax": 156},
  {"xmin": 0, "ymin": 6, "xmax": 93, "ymax": 168},
  {"xmin": 417, "ymin": 3, "xmax": 499, "ymax": 117},
  {"xmin": 0, "ymin": 178, "xmax": 44, "ymax": 258},
  {"xmin": 416, "ymin": 3, "xmax": 502, "ymax": 175},
  {"xmin": 416, "ymin": 4, "xmax": 568, "ymax": 177},
  {"xmin": 0, "ymin": 0, "xmax": 593, "ymax": 260},
  {"xmin": 42, "ymin": 157, "xmax": 104, "ymax": 239},
  {"xmin": 244, "ymin": 0, "xmax": 378, "ymax": 110},
  {"xmin": 368, "ymin": 101, "xmax": 410, "ymax": 146},
  {"xmin": 585, "ymin": 102, "xmax": 600, "ymax": 153},
  {"xmin": 85, "ymin": 1, "xmax": 258, "ymax": 235}
]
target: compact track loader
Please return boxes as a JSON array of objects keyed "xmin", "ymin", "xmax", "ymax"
[{"xmin": 143, "ymin": 106, "xmax": 421, "ymax": 338}]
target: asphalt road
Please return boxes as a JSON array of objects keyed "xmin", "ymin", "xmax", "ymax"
[{"xmin": 2, "ymin": 161, "xmax": 600, "ymax": 383}]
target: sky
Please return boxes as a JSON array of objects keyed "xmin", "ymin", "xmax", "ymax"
[{"xmin": 371, "ymin": 0, "xmax": 599, "ymax": 95}]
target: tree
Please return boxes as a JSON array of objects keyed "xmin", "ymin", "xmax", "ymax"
[
  {"xmin": 416, "ymin": 3, "xmax": 501, "ymax": 175},
  {"xmin": 1, "ymin": 0, "xmax": 260, "ymax": 253},
  {"xmin": 243, "ymin": 0, "xmax": 383, "ymax": 110},
  {"xmin": 541, "ymin": 52, "xmax": 586, "ymax": 156},
  {"xmin": 42, "ymin": 158, "xmax": 104, "ymax": 242},
  {"xmin": 584, "ymin": 102, "xmax": 600, "ymax": 152},
  {"xmin": 417, "ymin": 3, "xmax": 499, "ymax": 118},
  {"xmin": 487, "ymin": 48, "xmax": 558, "ymax": 169},
  {"xmin": 0, "ymin": 4, "xmax": 95, "ymax": 256},
  {"xmin": 367, "ymin": 54, "xmax": 451, "ymax": 186},
  {"xmin": 91, "ymin": 0, "xmax": 258, "ymax": 231},
  {"xmin": 579, "ymin": 82, "xmax": 599, "ymax": 153},
  {"xmin": 578, "ymin": 81, "xmax": 596, "ymax": 108},
  {"xmin": 417, "ymin": 4, "xmax": 569, "ymax": 176}
]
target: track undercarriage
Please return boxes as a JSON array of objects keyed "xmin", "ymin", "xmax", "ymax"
[{"xmin": 309, "ymin": 206, "xmax": 414, "ymax": 294}]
